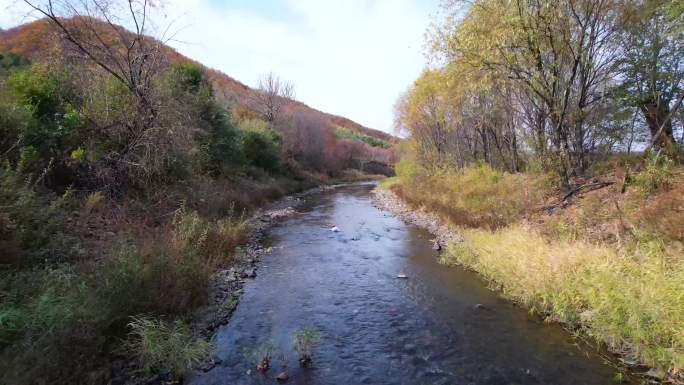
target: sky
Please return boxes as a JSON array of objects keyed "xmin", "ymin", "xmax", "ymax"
[{"xmin": 0, "ymin": 0, "xmax": 436, "ymax": 133}]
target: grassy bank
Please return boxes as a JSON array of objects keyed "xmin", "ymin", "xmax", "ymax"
[{"xmin": 384, "ymin": 159, "xmax": 684, "ymax": 381}]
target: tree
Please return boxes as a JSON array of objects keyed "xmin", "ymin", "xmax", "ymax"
[
  {"xmin": 253, "ymin": 72, "xmax": 295, "ymax": 123},
  {"xmin": 22, "ymin": 0, "xmax": 170, "ymax": 168},
  {"xmin": 426, "ymin": 0, "xmax": 623, "ymax": 185},
  {"xmin": 617, "ymin": 0, "xmax": 683, "ymax": 157}
]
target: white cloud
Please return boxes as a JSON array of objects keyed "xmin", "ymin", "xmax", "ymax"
[{"xmin": 1, "ymin": 0, "xmax": 435, "ymax": 132}]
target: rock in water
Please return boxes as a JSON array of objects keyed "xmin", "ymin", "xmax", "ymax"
[
  {"xmin": 396, "ymin": 274, "xmax": 408, "ymax": 279},
  {"xmin": 432, "ymin": 239, "xmax": 441, "ymax": 250},
  {"xmin": 276, "ymin": 371, "xmax": 289, "ymax": 382},
  {"xmin": 330, "ymin": 226, "xmax": 340, "ymax": 232}
]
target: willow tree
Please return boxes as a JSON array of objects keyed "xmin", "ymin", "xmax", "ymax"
[
  {"xmin": 618, "ymin": 0, "xmax": 683, "ymax": 158},
  {"xmin": 394, "ymin": 69, "xmax": 456, "ymax": 169},
  {"xmin": 430, "ymin": 0, "xmax": 622, "ymax": 186}
]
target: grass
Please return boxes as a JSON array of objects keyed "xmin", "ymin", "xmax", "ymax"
[
  {"xmin": 443, "ymin": 225, "xmax": 684, "ymax": 376},
  {"xmin": 387, "ymin": 157, "xmax": 684, "ymax": 380},
  {"xmin": 125, "ymin": 316, "xmax": 211, "ymax": 376},
  {"xmin": 293, "ymin": 327, "xmax": 321, "ymax": 367},
  {"xmin": 392, "ymin": 161, "xmax": 550, "ymax": 228},
  {"xmin": 0, "ymin": 166, "xmax": 250, "ymax": 383}
]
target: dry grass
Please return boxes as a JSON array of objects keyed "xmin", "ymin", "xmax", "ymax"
[
  {"xmin": 388, "ymin": 159, "xmax": 684, "ymax": 380},
  {"xmin": 393, "ymin": 161, "xmax": 550, "ymax": 228},
  {"xmin": 444, "ymin": 225, "xmax": 684, "ymax": 378}
]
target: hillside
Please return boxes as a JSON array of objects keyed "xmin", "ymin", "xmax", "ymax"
[
  {"xmin": 0, "ymin": 18, "xmax": 395, "ymax": 146},
  {"xmin": 1, "ymin": 14, "xmax": 397, "ymax": 385}
]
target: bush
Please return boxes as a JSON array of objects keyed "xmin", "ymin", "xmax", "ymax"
[
  {"xmin": 9, "ymin": 66, "xmax": 80, "ymax": 158},
  {"xmin": 0, "ymin": 161, "xmax": 75, "ymax": 266},
  {"xmin": 631, "ymin": 153, "xmax": 674, "ymax": 196},
  {"xmin": 125, "ymin": 316, "xmax": 210, "ymax": 377},
  {"xmin": 241, "ymin": 129, "xmax": 281, "ymax": 172}
]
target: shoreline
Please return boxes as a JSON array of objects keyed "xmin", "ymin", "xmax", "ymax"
[
  {"xmin": 189, "ymin": 182, "xmax": 379, "ymax": 374},
  {"xmin": 120, "ymin": 182, "xmax": 374, "ymax": 384},
  {"xmin": 370, "ymin": 186, "xmax": 669, "ymax": 385}
]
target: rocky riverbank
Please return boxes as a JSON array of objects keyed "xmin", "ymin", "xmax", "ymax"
[
  {"xmin": 371, "ymin": 187, "xmax": 458, "ymax": 250},
  {"xmin": 121, "ymin": 184, "xmax": 365, "ymax": 385}
]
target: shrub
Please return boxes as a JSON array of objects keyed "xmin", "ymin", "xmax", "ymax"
[
  {"xmin": 198, "ymin": 105, "xmax": 242, "ymax": 174},
  {"xmin": 0, "ymin": 161, "xmax": 75, "ymax": 265},
  {"xmin": 0, "ymin": 53, "xmax": 30, "ymax": 75},
  {"xmin": 8, "ymin": 66, "xmax": 79, "ymax": 159},
  {"xmin": 92, "ymin": 206, "xmax": 247, "ymax": 319},
  {"xmin": 241, "ymin": 129, "xmax": 281, "ymax": 172},
  {"xmin": 631, "ymin": 153, "xmax": 674, "ymax": 196},
  {"xmin": 335, "ymin": 128, "xmax": 390, "ymax": 148},
  {"xmin": 125, "ymin": 316, "xmax": 210, "ymax": 376}
]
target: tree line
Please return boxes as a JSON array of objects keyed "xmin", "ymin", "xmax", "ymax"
[{"xmin": 395, "ymin": 0, "xmax": 682, "ymax": 186}]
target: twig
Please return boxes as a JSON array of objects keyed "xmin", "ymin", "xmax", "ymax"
[{"xmin": 561, "ymin": 181, "xmax": 614, "ymax": 202}]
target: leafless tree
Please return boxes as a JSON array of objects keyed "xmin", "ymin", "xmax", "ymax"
[
  {"xmin": 23, "ymin": 0, "xmax": 168, "ymax": 155},
  {"xmin": 21, "ymin": 0, "xmax": 182, "ymax": 186},
  {"xmin": 254, "ymin": 72, "xmax": 295, "ymax": 123}
]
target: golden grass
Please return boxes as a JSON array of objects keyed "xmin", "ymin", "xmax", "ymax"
[
  {"xmin": 443, "ymin": 224, "xmax": 684, "ymax": 377},
  {"xmin": 394, "ymin": 161, "xmax": 550, "ymax": 228},
  {"xmin": 388, "ymin": 159, "xmax": 684, "ymax": 379}
]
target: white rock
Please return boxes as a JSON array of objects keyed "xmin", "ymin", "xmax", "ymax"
[
  {"xmin": 330, "ymin": 226, "xmax": 340, "ymax": 232},
  {"xmin": 396, "ymin": 274, "xmax": 408, "ymax": 279}
]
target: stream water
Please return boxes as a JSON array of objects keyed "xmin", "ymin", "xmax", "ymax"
[{"xmin": 189, "ymin": 183, "xmax": 623, "ymax": 385}]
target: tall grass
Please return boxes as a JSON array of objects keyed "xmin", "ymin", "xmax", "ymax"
[
  {"xmin": 125, "ymin": 316, "xmax": 211, "ymax": 376},
  {"xmin": 393, "ymin": 160, "xmax": 550, "ymax": 228},
  {"xmin": 443, "ymin": 226, "xmax": 684, "ymax": 376},
  {"xmin": 387, "ymin": 158, "xmax": 684, "ymax": 379},
  {"xmin": 0, "ymin": 196, "xmax": 248, "ymax": 383}
]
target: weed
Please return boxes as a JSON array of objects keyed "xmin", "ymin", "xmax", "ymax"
[
  {"xmin": 84, "ymin": 191, "xmax": 105, "ymax": 212},
  {"xmin": 631, "ymin": 153, "xmax": 674, "ymax": 196},
  {"xmin": 125, "ymin": 316, "xmax": 211, "ymax": 377},
  {"xmin": 243, "ymin": 340, "xmax": 279, "ymax": 372},
  {"xmin": 293, "ymin": 327, "xmax": 320, "ymax": 367}
]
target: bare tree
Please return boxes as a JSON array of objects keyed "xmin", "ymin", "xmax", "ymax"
[
  {"xmin": 254, "ymin": 72, "xmax": 295, "ymax": 123},
  {"xmin": 20, "ymin": 0, "xmax": 183, "ymax": 186},
  {"xmin": 22, "ymin": 0, "xmax": 167, "ymax": 156}
]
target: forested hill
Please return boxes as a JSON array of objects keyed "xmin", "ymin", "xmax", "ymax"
[{"xmin": 0, "ymin": 18, "xmax": 395, "ymax": 146}]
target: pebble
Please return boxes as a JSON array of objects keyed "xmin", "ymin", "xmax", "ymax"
[{"xmin": 276, "ymin": 371, "xmax": 289, "ymax": 382}]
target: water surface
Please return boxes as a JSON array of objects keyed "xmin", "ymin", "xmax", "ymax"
[{"xmin": 190, "ymin": 183, "xmax": 621, "ymax": 385}]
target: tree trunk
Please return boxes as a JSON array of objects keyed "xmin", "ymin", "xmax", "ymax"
[{"xmin": 641, "ymin": 99, "xmax": 677, "ymax": 157}]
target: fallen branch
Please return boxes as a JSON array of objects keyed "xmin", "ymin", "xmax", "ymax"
[
  {"xmin": 561, "ymin": 181, "xmax": 614, "ymax": 202},
  {"xmin": 541, "ymin": 181, "xmax": 615, "ymax": 212}
]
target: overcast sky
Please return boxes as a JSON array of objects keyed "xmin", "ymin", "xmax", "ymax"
[{"xmin": 0, "ymin": 0, "xmax": 436, "ymax": 133}]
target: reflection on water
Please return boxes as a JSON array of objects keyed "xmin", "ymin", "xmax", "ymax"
[{"xmin": 189, "ymin": 184, "xmax": 622, "ymax": 385}]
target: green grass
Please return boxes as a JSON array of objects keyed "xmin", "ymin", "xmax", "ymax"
[
  {"xmin": 125, "ymin": 316, "xmax": 211, "ymax": 376},
  {"xmin": 336, "ymin": 128, "xmax": 390, "ymax": 148}
]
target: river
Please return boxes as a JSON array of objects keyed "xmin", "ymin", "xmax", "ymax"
[{"xmin": 189, "ymin": 183, "xmax": 623, "ymax": 385}]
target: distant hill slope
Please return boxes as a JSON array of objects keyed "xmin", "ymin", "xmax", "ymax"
[{"xmin": 0, "ymin": 18, "xmax": 395, "ymax": 144}]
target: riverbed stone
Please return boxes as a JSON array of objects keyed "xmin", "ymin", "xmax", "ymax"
[{"xmin": 276, "ymin": 371, "xmax": 289, "ymax": 382}]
